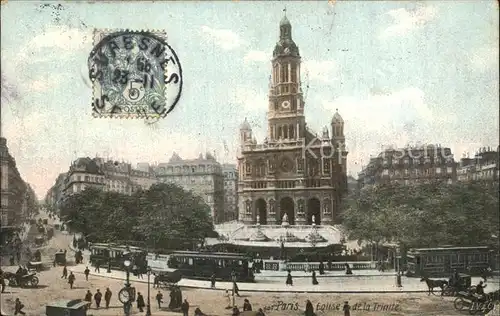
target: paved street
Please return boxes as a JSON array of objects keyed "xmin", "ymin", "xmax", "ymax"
[{"xmin": 2, "ymin": 262, "xmax": 494, "ymax": 316}]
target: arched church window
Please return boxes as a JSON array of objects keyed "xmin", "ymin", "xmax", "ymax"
[
  {"xmin": 284, "ymin": 126, "xmax": 288, "ymax": 139},
  {"xmin": 289, "ymin": 126, "xmax": 295, "ymax": 139},
  {"xmin": 291, "ymin": 63, "xmax": 297, "ymax": 82}
]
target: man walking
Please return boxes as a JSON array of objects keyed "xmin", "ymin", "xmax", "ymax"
[
  {"xmin": 104, "ymin": 288, "xmax": 112, "ymax": 308},
  {"xmin": 156, "ymin": 291, "xmax": 163, "ymax": 309},
  {"xmin": 94, "ymin": 261, "xmax": 100, "ymax": 273},
  {"xmin": 94, "ymin": 289, "xmax": 102, "ymax": 309},
  {"xmin": 84, "ymin": 266, "xmax": 90, "ymax": 281},
  {"xmin": 181, "ymin": 299, "xmax": 189, "ymax": 316},
  {"xmin": 68, "ymin": 272, "xmax": 75, "ymax": 289},
  {"xmin": 14, "ymin": 298, "xmax": 25, "ymax": 315},
  {"xmin": 84, "ymin": 290, "xmax": 92, "ymax": 308},
  {"xmin": 136, "ymin": 292, "xmax": 145, "ymax": 312},
  {"xmin": 61, "ymin": 265, "xmax": 68, "ymax": 279}
]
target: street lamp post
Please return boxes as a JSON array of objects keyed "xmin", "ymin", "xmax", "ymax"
[
  {"xmin": 124, "ymin": 259, "xmax": 131, "ymax": 287},
  {"xmin": 107, "ymin": 244, "xmax": 112, "ymax": 273},
  {"xmin": 145, "ymin": 266, "xmax": 152, "ymax": 316}
]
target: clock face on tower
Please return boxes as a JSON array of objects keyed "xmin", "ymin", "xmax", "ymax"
[{"xmin": 281, "ymin": 101, "xmax": 291, "ymax": 109}]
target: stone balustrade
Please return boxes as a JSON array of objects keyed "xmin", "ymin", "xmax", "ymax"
[{"xmin": 263, "ymin": 260, "xmax": 376, "ymax": 271}]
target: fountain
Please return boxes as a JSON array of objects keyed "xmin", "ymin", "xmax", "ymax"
[
  {"xmin": 306, "ymin": 215, "xmax": 326, "ymax": 244},
  {"xmin": 249, "ymin": 215, "xmax": 270, "ymax": 242},
  {"xmin": 278, "ymin": 213, "xmax": 301, "ymax": 242}
]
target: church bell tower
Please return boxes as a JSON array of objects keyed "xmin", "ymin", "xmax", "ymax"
[{"xmin": 267, "ymin": 12, "xmax": 306, "ymax": 142}]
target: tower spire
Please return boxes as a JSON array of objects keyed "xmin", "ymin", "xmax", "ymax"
[{"xmin": 283, "ymin": 6, "xmax": 286, "ymax": 17}]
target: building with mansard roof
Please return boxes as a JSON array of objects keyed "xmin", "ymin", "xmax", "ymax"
[
  {"xmin": 0, "ymin": 137, "xmax": 38, "ymax": 231},
  {"xmin": 222, "ymin": 164, "xmax": 238, "ymax": 222},
  {"xmin": 357, "ymin": 144, "xmax": 457, "ymax": 189},
  {"xmin": 236, "ymin": 14, "xmax": 348, "ymax": 227},
  {"xmin": 154, "ymin": 152, "xmax": 225, "ymax": 223},
  {"xmin": 457, "ymin": 146, "xmax": 499, "ymax": 183}
]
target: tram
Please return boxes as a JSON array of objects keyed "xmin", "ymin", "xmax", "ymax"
[
  {"xmin": 167, "ymin": 251, "xmax": 255, "ymax": 282},
  {"xmin": 406, "ymin": 246, "xmax": 493, "ymax": 277},
  {"xmin": 89, "ymin": 243, "xmax": 148, "ymax": 272}
]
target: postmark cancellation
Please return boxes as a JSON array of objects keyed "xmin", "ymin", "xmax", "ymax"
[{"xmin": 88, "ymin": 29, "xmax": 182, "ymax": 119}]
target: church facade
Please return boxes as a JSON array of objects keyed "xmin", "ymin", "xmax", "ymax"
[{"xmin": 237, "ymin": 15, "xmax": 348, "ymax": 226}]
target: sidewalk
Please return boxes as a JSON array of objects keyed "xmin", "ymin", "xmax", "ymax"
[{"xmin": 69, "ymin": 264, "xmax": 429, "ymax": 293}]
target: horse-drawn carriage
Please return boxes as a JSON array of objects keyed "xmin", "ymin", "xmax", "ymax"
[
  {"xmin": 442, "ymin": 273, "xmax": 474, "ymax": 296},
  {"xmin": 153, "ymin": 270, "xmax": 182, "ymax": 289},
  {"xmin": 3, "ymin": 271, "xmax": 39, "ymax": 287},
  {"xmin": 453, "ymin": 290, "xmax": 499, "ymax": 315}
]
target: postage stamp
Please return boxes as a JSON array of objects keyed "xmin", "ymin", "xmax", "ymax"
[{"xmin": 87, "ymin": 29, "xmax": 182, "ymax": 120}]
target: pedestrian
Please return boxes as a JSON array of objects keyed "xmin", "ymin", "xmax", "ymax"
[
  {"xmin": 14, "ymin": 298, "xmax": 25, "ymax": 315},
  {"xmin": 232, "ymin": 306, "xmax": 240, "ymax": 316},
  {"xmin": 104, "ymin": 288, "xmax": 112, "ymax": 308},
  {"xmin": 136, "ymin": 292, "xmax": 145, "ymax": 312},
  {"xmin": 0, "ymin": 269, "xmax": 6, "ymax": 293},
  {"xmin": 84, "ymin": 266, "xmax": 90, "ymax": 281},
  {"xmin": 312, "ymin": 271, "xmax": 319, "ymax": 285},
  {"xmin": 243, "ymin": 299, "xmax": 252, "ymax": 311},
  {"xmin": 194, "ymin": 307, "xmax": 207, "ymax": 316},
  {"xmin": 343, "ymin": 301, "xmax": 351, "ymax": 316},
  {"xmin": 210, "ymin": 273, "xmax": 216, "ymax": 289},
  {"xmin": 94, "ymin": 289, "xmax": 102, "ymax": 309},
  {"xmin": 225, "ymin": 290, "xmax": 232, "ymax": 309},
  {"xmin": 256, "ymin": 308, "xmax": 266, "ymax": 316},
  {"xmin": 396, "ymin": 271, "xmax": 402, "ymax": 288},
  {"xmin": 286, "ymin": 270, "xmax": 293, "ymax": 286},
  {"xmin": 94, "ymin": 260, "xmax": 100, "ymax": 273},
  {"xmin": 305, "ymin": 300, "xmax": 315, "ymax": 316},
  {"xmin": 233, "ymin": 281, "xmax": 240, "ymax": 297},
  {"xmin": 61, "ymin": 265, "xmax": 68, "ymax": 279},
  {"xmin": 181, "ymin": 299, "xmax": 189, "ymax": 316},
  {"xmin": 84, "ymin": 290, "xmax": 92, "ymax": 308},
  {"xmin": 156, "ymin": 290, "xmax": 163, "ymax": 309},
  {"xmin": 68, "ymin": 272, "xmax": 75, "ymax": 289}
]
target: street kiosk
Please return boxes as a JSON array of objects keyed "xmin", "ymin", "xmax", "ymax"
[{"xmin": 46, "ymin": 299, "xmax": 88, "ymax": 316}]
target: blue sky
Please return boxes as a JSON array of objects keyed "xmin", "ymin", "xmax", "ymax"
[{"xmin": 1, "ymin": 1, "xmax": 498, "ymax": 198}]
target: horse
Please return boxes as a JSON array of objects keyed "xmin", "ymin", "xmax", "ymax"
[{"xmin": 420, "ymin": 277, "xmax": 448, "ymax": 295}]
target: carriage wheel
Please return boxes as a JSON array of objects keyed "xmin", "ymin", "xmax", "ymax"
[
  {"xmin": 454, "ymin": 298, "xmax": 465, "ymax": 311},
  {"xmin": 8, "ymin": 277, "xmax": 16, "ymax": 287},
  {"xmin": 30, "ymin": 276, "xmax": 39, "ymax": 287}
]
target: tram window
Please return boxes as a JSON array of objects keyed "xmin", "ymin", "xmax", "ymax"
[
  {"xmin": 416, "ymin": 257, "xmax": 421, "ymax": 265},
  {"xmin": 189, "ymin": 258, "xmax": 193, "ymax": 265}
]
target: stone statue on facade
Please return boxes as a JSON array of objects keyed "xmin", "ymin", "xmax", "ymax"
[
  {"xmin": 312, "ymin": 215, "xmax": 316, "ymax": 225},
  {"xmin": 298, "ymin": 200, "xmax": 305, "ymax": 214},
  {"xmin": 269, "ymin": 200, "xmax": 275, "ymax": 215},
  {"xmin": 256, "ymin": 215, "xmax": 260, "ymax": 225},
  {"xmin": 282, "ymin": 213, "xmax": 288, "ymax": 223},
  {"xmin": 246, "ymin": 201, "xmax": 251, "ymax": 214}
]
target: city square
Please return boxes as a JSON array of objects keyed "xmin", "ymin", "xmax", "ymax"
[{"xmin": 1, "ymin": 1, "xmax": 499, "ymax": 316}]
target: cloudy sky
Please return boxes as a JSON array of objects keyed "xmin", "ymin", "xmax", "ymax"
[{"xmin": 1, "ymin": 1, "xmax": 498, "ymax": 198}]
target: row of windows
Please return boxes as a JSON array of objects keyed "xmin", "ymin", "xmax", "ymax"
[
  {"xmin": 424, "ymin": 253, "xmax": 489, "ymax": 263},
  {"xmin": 157, "ymin": 165, "xmax": 221, "ymax": 174},
  {"xmin": 383, "ymin": 157, "xmax": 453, "ymax": 165},
  {"xmin": 381, "ymin": 167, "xmax": 454, "ymax": 176}
]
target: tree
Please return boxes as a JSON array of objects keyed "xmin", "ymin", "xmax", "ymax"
[
  {"xmin": 59, "ymin": 183, "xmax": 217, "ymax": 250},
  {"xmin": 341, "ymin": 180, "xmax": 499, "ymax": 249}
]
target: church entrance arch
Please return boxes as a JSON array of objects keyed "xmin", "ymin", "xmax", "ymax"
[
  {"xmin": 255, "ymin": 199, "xmax": 267, "ymax": 225},
  {"xmin": 307, "ymin": 198, "xmax": 321, "ymax": 225},
  {"xmin": 279, "ymin": 197, "xmax": 295, "ymax": 225}
]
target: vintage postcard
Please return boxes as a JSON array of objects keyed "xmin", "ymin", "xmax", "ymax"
[{"xmin": 1, "ymin": 1, "xmax": 499, "ymax": 316}]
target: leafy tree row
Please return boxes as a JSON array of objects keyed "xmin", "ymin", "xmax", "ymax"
[
  {"xmin": 341, "ymin": 180, "xmax": 499, "ymax": 250},
  {"xmin": 59, "ymin": 183, "xmax": 217, "ymax": 250}
]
